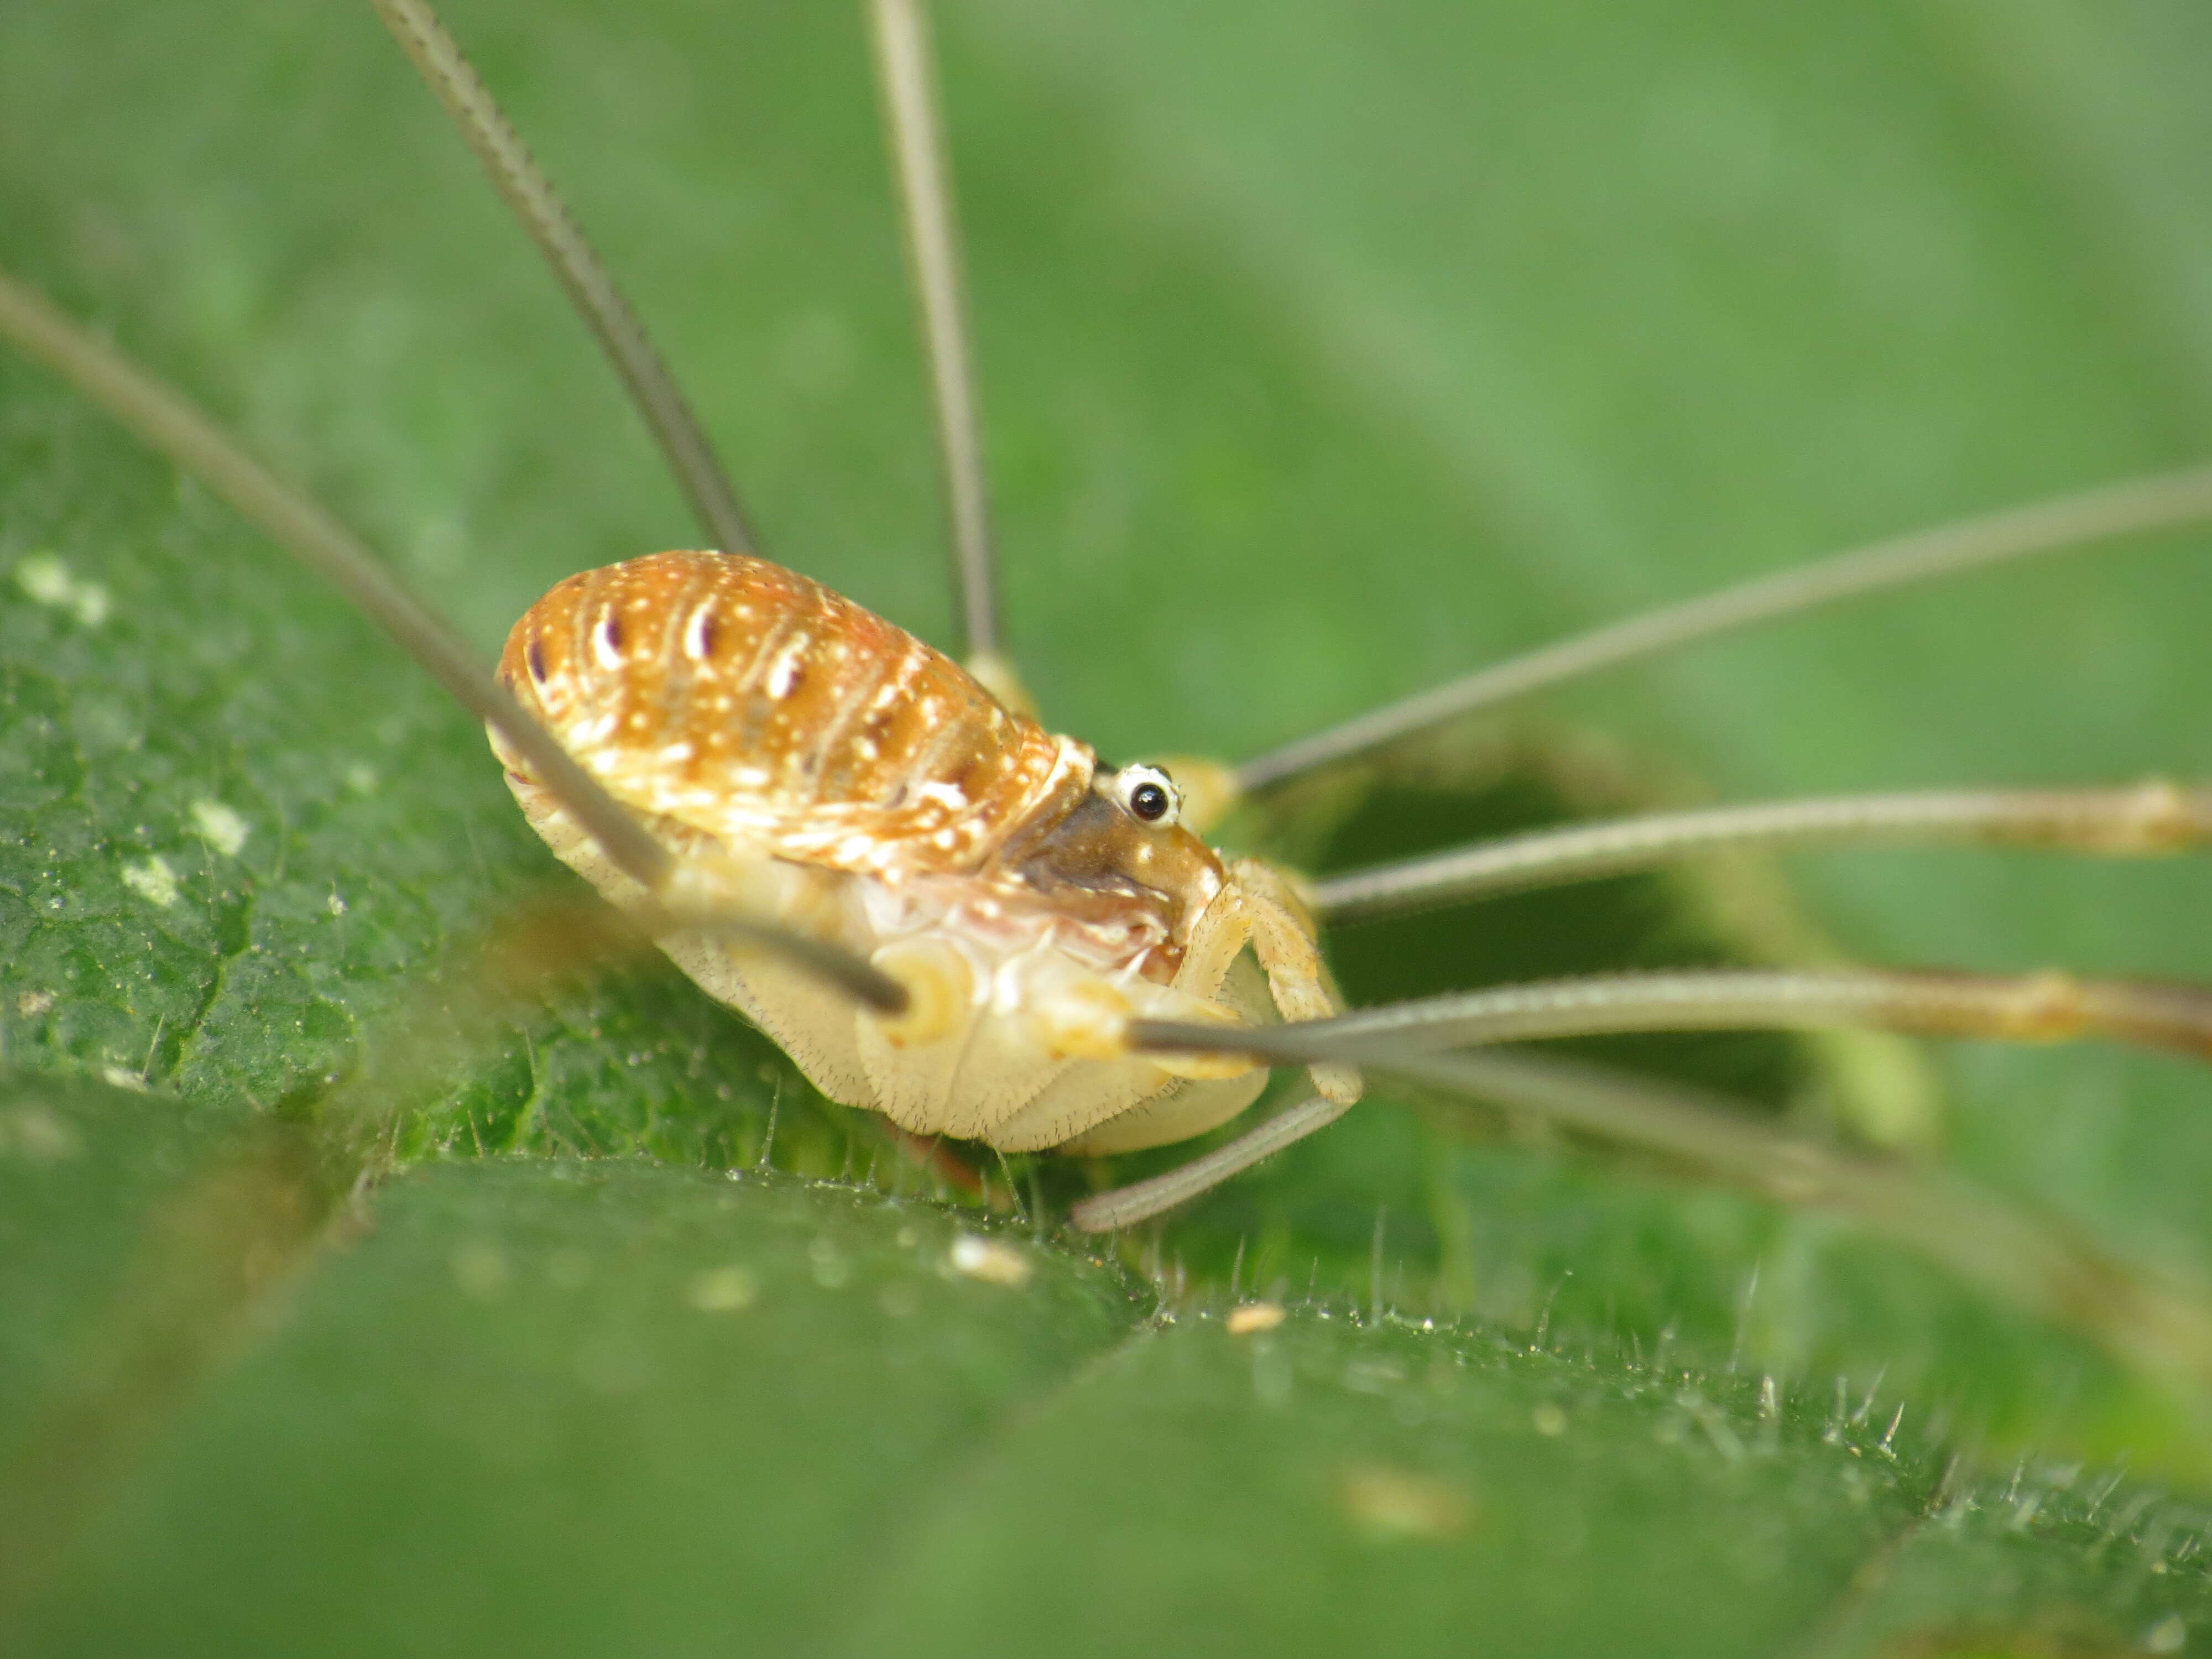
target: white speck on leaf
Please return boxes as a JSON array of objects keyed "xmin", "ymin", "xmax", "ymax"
[
  {"xmin": 1337, "ymin": 1463, "xmax": 1474, "ymax": 1542},
  {"xmin": 97, "ymin": 1065, "xmax": 149, "ymax": 1093},
  {"xmin": 122, "ymin": 855, "xmax": 179, "ymax": 907},
  {"xmin": 0, "ymin": 1103, "xmax": 81, "ymax": 1161},
  {"xmin": 1226, "ymin": 1302, "xmax": 1286, "ymax": 1335},
  {"xmin": 808, "ymin": 1237, "xmax": 852, "ymax": 1289},
  {"xmin": 14, "ymin": 552, "xmax": 69, "ymax": 606},
  {"xmin": 686, "ymin": 1265, "xmax": 759, "ymax": 1312},
  {"xmin": 878, "ymin": 1282, "xmax": 919, "ymax": 1318},
  {"xmin": 14, "ymin": 551, "xmax": 109, "ymax": 625},
  {"xmin": 948, "ymin": 1233, "xmax": 1032, "ymax": 1287},
  {"xmin": 451, "ymin": 1241, "xmax": 510, "ymax": 1301},
  {"xmin": 190, "ymin": 799, "xmax": 249, "ymax": 856}
]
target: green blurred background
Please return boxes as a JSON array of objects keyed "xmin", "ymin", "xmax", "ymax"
[{"xmin": 5, "ymin": 1, "xmax": 2212, "ymax": 1653}]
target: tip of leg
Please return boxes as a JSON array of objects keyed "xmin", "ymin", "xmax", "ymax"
[{"xmin": 1311, "ymin": 1062, "xmax": 1363, "ymax": 1104}]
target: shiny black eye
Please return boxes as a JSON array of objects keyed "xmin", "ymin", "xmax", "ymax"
[{"xmin": 1108, "ymin": 763, "xmax": 1180, "ymax": 825}]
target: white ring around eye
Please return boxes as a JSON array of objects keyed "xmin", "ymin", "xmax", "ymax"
[{"xmin": 1113, "ymin": 763, "xmax": 1181, "ymax": 827}]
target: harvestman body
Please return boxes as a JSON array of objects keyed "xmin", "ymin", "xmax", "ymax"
[
  {"xmin": 14, "ymin": 0, "xmax": 2212, "ymax": 1385},
  {"xmin": 495, "ymin": 548, "xmax": 1356, "ymax": 1154}
]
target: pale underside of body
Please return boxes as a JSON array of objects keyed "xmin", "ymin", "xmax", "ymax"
[{"xmin": 491, "ymin": 549, "xmax": 1358, "ymax": 1154}]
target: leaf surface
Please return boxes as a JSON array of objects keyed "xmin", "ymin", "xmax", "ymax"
[{"xmin": 5, "ymin": 1, "xmax": 2212, "ymax": 1653}]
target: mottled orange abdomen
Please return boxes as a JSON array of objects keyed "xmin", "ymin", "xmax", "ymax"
[{"xmin": 495, "ymin": 551, "xmax": 1087, "ymax": 875}]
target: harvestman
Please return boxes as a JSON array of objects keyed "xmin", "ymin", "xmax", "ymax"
[{"xmin": 8, "ymin": 0, "xmax": 2212, "ymax": 1388}]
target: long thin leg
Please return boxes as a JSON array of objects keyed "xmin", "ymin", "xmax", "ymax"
[
  {"xmin": 1131, "ymin": 966, "xmax": 2212, "ymax": 1068},
  {"xmin": 1314, "ymin": 782, "xmax": 2212, "ymax": 921},
  {"xmin": 1401, "ymin": 1050, "xmax": 2212, "ymax": 1389},
  {"xmin": 867, "ymin": 0, "xmax": 1006, "ymax": 675},
  {"xmin": 1069, "ymin": 1094, "xmax": 1349, "ymax": 1231},
  {"xmin": 367, "ymin": 0, "xmax": 758, "ymax": 558},
  {"xmin": 0, "ymin": 262, "xmax": 901, "ymax": 1014},
  {"xmin": 1069, "ymin": 1043, "xmax": 2212, "ymax": 1392},
  {"xmin": 1233, "ymin": 466, "xmax": 2212, "ymax": 791}
]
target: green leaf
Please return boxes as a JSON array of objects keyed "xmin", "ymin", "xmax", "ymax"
[
  {"xmin": 831, "ymin": 1314, "xmax": 2210, "ymax": 1659},
  {"xmin": 0, "ymin": 1073, "xmax": 1140, "ymax": 1652},
  {"xmin": 8, "ymin": 1079, "xmax": 2208, "ymax": 1657},
  {"xmin": 6, "ymin": 0, "xmax": 2212, "ymax": 1652},
  {"xmin": 7, "ymin": 1093, "xmax": 1135, "ymax": 1655}
]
